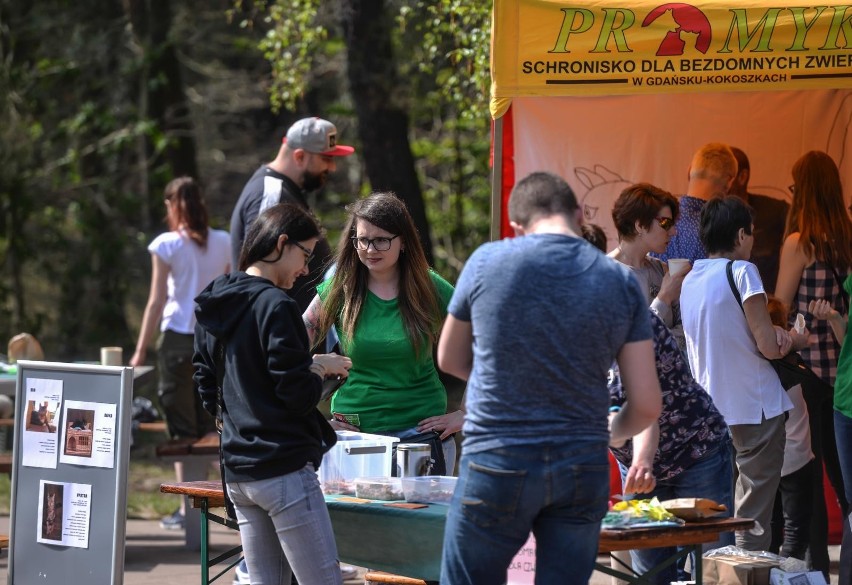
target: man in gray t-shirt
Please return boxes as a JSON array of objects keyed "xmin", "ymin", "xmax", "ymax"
[{"xmin": 437, "ymin": 171, "xmax": 661, "ymax": 585}]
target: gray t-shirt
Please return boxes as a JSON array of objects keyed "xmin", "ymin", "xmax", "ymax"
[{"xmin": 449, "ymin": 233, "xmax": 652, "ymax": 454}]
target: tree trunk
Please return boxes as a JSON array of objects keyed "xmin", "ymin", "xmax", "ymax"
[
  {"xmin": 339, "ymin": 0, "xmax": 434, "ymax": 263},
  {"xmin": 124, "ymin": 0, "xmax": 198, "ymax": 226}
]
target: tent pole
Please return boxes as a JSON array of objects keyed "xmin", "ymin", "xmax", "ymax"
[{"xmin": 491, "ymin": 116, "xmax": 504, "ymax": 242}]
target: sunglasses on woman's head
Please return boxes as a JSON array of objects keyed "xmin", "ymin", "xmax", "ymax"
[{"xmin": 655, "ymin": 216, "xmax": 675, "ymax": 230}]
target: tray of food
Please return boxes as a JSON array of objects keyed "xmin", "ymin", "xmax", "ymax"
[
  {"xmin": 401, "ymin": 475, "xmax": 457, "ymax": 505},
  {"xmin": 354, "ymin": 477, "xmax": 404, "ymax": 501}
]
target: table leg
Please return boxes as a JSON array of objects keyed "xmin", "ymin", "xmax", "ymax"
[
  {"xmin": 693, "ymin": 544, "xmax": 703, "ymax": 585},
  {"xmin": 201, "ymin": 498, "xmax": 210, "ymax": 585}
]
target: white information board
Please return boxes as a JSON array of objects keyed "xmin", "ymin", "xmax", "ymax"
[{"xmin": 8, "ymin": 361, "xmax": 133, "ymax": 585}]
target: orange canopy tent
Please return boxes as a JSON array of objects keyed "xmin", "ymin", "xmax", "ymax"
[
  {"xmin": 488, "ymin": 0, "xmax": 851, "ymax": 544},
  {"xmin": 489, "ymin": 0, "xmax": 852, "ymax": 242}
]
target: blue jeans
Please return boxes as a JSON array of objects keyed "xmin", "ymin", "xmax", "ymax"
[
  {"xmin": 835, "ymin": 410, "xmax": 852, "ymax": 585},
  {"xmin": 618, "ymin": 441, "xmax": 734, "ymax": 584},
  {"xmin": 835, "ymin": 410, "xmax": 852, "ymax": 505},
  {"xmin": 226, "ymin": 464, "xmax": 342, "ymax": 585},
  {"xmin": 440, "ymin": 440, "xmax": 610, "ymax": 585}
]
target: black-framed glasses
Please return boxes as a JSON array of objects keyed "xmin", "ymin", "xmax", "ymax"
[
  {"xmin": 351, "ymin": 235, "xmax": 399, "ymax": 251},
  {"xmin": 290, "ymin": 241, "xmax": 314, "ymax": 266},
  {"xmin": 655, "ymin": 216, "xmax": 675, "ymax": 230}
]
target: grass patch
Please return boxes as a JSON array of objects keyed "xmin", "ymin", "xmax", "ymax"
[{"xmin": 127, "ymin": 459, "xmax": 183, "ymax": 519}]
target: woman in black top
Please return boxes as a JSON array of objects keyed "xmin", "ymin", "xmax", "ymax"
[{"xmin": 194, "ymin": 203, "xmax": 350, "ymax": 585}]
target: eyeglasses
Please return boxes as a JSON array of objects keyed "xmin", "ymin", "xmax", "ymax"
[
  {"xmin": 655, "ymin": 216, "xmax": 675, "ymax": 230},
  {"xmin": 351, "ymin": 235, "xmax": 399, "ymax": 251},
  {"xmin": 290, "ymin": 241, "xmax": 314, "ymax": 266}
]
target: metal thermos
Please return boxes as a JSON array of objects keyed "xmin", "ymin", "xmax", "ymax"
[{"xmin": 396, "ymin": 443, "xmax": 432, "ymax": 477}]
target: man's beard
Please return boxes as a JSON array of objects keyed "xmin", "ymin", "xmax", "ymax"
[{"xmin": 301, "ymin": 169, "xmax": 327, "ymax": 192}]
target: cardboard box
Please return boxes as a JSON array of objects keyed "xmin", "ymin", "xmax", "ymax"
[
  {"xmin": 768, "ymin": 568, "xmax": 827, "ymax": 585},
  {"xmin": 702, "ymin": 554, "xmax": 781, "ymax": 585}
]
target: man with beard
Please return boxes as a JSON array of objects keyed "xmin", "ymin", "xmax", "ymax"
[{"xmin": 230, "ymin": 117, "xmax": 355, "ymax": 310}]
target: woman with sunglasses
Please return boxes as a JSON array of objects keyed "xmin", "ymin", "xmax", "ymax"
[
  {"xmin": 303, "ymin": 192, "xmax": 459, "ymax": 474},
  {"xmin": 775, "ymin": 150, "xmax": 852, "ymax": 577},
  {"xmin": 194, "ymin": 203, "xmax": 351, "ymax": 584},
  {"xmin": 608, "ymin": 183, "xmax": 688, "ymax": 351}
]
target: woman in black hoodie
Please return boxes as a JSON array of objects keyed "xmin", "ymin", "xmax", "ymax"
[{"xmin": 194, "ymin": 203, "xmax": 351, "ymax": 585}]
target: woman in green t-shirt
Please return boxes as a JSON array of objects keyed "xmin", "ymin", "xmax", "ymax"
[{"xmin": 303, "ymin": 192, "xmax": 461, "ymax": 474}]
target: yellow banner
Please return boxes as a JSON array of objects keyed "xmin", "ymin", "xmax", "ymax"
[{"xmin": 491, "ymin": 0, "xmax": 852, "ymax": 117}]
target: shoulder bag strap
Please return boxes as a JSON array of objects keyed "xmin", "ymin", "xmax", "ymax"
[{"xmin": 726, "ymin": 260, "xmax": 744, "ymax": 311}]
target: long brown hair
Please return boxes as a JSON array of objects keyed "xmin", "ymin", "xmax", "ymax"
[
  {"xmin": 786, "ymin": 151, "xmax": 852, "ymax": 269},
  {"xmin": 164, "ymin": 176, "xmax": 209, "ymax": 248},
  {"xmin": 317, "ymin": 192, "xmax": 442, "ymax": 356}
]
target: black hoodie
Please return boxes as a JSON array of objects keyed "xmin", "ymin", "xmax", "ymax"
[{"xmin": 193, "ymin": 272, "xmax": 336, "ymax": 483}]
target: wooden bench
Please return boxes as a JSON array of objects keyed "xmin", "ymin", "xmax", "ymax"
[
  {"xmin": 137, "ymin": 420, "xmax": 167, "ymax": 434},
  {"xmin": 0, "ymin": 453, "xmax": 11, "ymax": 475},
  {"xmin": 160, "ymin": 480, "xmax": 240, "ymax": 585},
  {"xmin": 365, "ymin": 571, "xmax": 427, "ymax": 585},
  {"xmin": 157, "ymin": 434, "xmax": 221, "ymax": 550}
]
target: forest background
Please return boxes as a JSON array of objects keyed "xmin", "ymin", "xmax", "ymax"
[{"xmin": 0, "ymin": 0, "xmax": 492, "ymax": 361}]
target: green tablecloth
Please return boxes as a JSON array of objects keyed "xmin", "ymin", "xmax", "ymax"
[{"xmin": 325, "ymin": 495, "xmax": 447, "ymax": 582}]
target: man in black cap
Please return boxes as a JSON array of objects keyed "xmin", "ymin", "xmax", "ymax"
[{"xmin": 230, "ymin": 117, "xmax": 355, "ymax": 310}]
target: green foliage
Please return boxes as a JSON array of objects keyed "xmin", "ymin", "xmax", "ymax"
[
  {"xmin": 231, "ymin": 0, "xmax": 327, "ymax": 113},
  {"xmin": 0, "ymin": 0, "xmax": 168, "ymax": 357},
  {"xmin": 397, "ymin": 1, "xmax": 491, "ymax": 122},
  {"xmin": 241, "ymin": 0, "xmax": 495, "ymax": 281}
]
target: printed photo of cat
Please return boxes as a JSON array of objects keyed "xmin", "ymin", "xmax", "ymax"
[
  {"xmin": 41, "ymin": 483, "xmax": 63, "ymax": 541},
  {"xmin": 26, "ymin": 400, "xmax": 57, "ymax": 433}
]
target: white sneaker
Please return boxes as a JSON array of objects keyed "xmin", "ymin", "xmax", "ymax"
[
  {"xmin": 233, "ymin": 558, "xmax": 250, "ymax": 585},
  {"xmin": 340, "ymin": 564, "xmax": 358, "ymax": 581}
]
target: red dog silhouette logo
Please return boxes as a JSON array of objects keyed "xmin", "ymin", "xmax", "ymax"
[{"xmin": 643, "ymin": 3, "xmax": 712, "ymax": 56}]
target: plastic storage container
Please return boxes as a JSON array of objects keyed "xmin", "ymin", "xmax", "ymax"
[
  {"xmin": 354, "ymin": 477, "xmax": 404, "ymax": 501},
  {"xmin": 401, "ymin": 475, "xmax": 458, "ymax": 504},
  {"xmin": 319, "ymin": 431, "xmax": 399, "ymax": 495}
]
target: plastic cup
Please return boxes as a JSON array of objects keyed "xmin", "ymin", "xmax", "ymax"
[
  {"xmin": 668, "ymin": 258, "xmax": 691, "ymax": 277},
  {"xmin": 100, "ymin": 347, "xmax": 123, "ymax": 366}
]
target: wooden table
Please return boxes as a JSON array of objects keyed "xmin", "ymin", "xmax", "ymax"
[
  {"xmin": 598, "ymin": 518, "xmax": 754, "ymax": 584},
  {"xmin": 160, "ymin": 480, "xmax": 754, "ymax": 585}
]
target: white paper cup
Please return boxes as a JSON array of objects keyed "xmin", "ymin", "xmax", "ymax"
[
  {"xmin": 100, "ymin": 346, "xmax": 123, "ymax": 366},
  {"xmin": 668, "ymin": 258, "xmax": 691, "ymax": 277}
]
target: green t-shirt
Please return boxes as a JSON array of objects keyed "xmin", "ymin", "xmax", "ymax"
[
  {"xmin": 834, "ymin": 274, "xmax": 852, "ymax": 418},
  {"xmin": 318, "ymin": 271, "xmax": 454, "ymax": 433}
]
